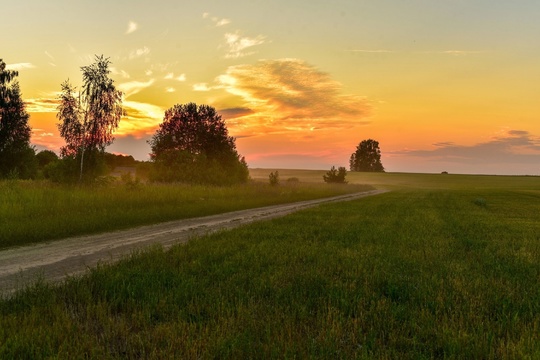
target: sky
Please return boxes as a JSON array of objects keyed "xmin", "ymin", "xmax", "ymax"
[{"xmin": 3, "ymin": 0, "xmax": 540, "ymax": 175}]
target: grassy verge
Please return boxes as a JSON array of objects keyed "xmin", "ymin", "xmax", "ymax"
[
  {"xmin": 0, "ymin": 179, "xmax": 372, "ymax": 249},
  {"xmin": 1, "ymin": 185, "xmax": 540, "ymax": 358}
]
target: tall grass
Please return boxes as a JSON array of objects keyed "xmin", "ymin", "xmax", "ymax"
[
  {"xmin": 1, "ymin": 184, "xmax": 540, "ymax": 358},
  {"xmin": 0, "ymin": 179, "xmax": 372, "ymax": 249}
]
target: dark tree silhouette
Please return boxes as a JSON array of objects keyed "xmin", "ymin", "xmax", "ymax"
[
  {"xmin": 36, "ymin": 150, "xmax": 58, "ymax": 168},
  {"xmin": 149, "ymin": 102, "xmax": 248, "ymax": 185},
  {"xmin": 0, "ymin": 59, "xmax": 36, "ymax": 178},
  {"xmin": 323, "ymin": 166, "xmax": 348, "ymax": 183},
  {"xmin": 57, "ymin": 55, "xmax": 124, "ymax": 181},
  {"xmin": 349, "ymin": 139, "xmax": 385, "ymax": 172}
]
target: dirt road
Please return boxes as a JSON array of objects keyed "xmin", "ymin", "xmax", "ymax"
[{"xmin": 0, "ymin": 190, "xmax": 387, "ymax": 297}]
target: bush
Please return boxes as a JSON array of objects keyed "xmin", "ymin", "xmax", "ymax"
[
  {"xmin": 269, "ymin": 171, "xmax": 280, "ymax": 186},
  {"xmin": 286, "ymin": 177, "xmax": 300, "ymax": 183},
  {"xmin": 323, "ymin": 166, "xmax": 348, "ymax": 184}
]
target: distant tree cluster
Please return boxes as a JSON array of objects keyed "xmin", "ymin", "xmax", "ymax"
[
  {"xmin": 350, "ymin": 139, "xmax": 385, "ymax": 172},
  {"xmin": 0, "ymin": 59, "xmax": 37, "ymax": 178}
]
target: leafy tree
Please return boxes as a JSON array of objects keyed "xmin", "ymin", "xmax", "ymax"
[
  {"xmin": 56, "ymin": 55, "xmax": 124, "ymax": 182},
  {"xmin": 0, "ymin": 59, "xmax": 36, "ymax": 179},
  {"xmin": 148, "ymin": 102, "xmax": 249, "ymax": 185},
  {"xmin": 323, "ymin": 166, "xmax": 348, "ymax": 184},
  {"xmin": 36, "ymin": 150, "xmax": 59, "ymax": 168},
  {"xmin": 349, "ymin": 139, "xmax": 385, "ymax": 172}
]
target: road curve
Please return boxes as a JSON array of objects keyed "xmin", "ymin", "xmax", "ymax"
[{"xmin": 0, "ymin": 189, "xmax": 388, "ymax": 297}]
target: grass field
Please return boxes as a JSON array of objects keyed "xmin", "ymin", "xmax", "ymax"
[
  {"xmin": 0, "ymin": 177, "xmax": 372, "ymax": 249},
  {"xmin": 1, "ymin": 171, "xmax": 540, "ymax": 358}
]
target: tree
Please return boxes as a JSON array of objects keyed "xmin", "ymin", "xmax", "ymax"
[
  {"xmin": 148, "ymin": 102, "xmax": 249, "ymax": 185},
  {"xmin": 0, "ymin": 59, "xmax": 36, "ymax": 179},
  {"xmin": 56, "ymin": 55, "xmax": 124, "ymax": 182},
  {"xmin": 323, "ymin": 166, "xmax": 348, "ymax": 183},
  {"xmin": 349, "ymin": 139, "xmax": 385, "ymax": 172}
]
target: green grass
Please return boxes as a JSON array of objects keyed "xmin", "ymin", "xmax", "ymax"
[
  {"xmin": 1, "ymin": 172, "xmax": 540, "ymax": 358},
  {"xmin": 0, "ymin": 179, "xmax": 372, "ymax": 249}
]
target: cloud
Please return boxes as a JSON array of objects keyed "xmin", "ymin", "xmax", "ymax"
[
  {"xmin": 390, "ymin": 130, "xmax": 540, "ymax": 166},
  {"xmin": 441, "ymin": 50, "xmax": 484, "ymax": 56},
  {"xmin": 175, "ymin": 74, "xmax": 186, "ymax": 81},
  {"xmin": 165, "ymin": 87, "xmax": 176, "ymax": 93},
  {"xmin": 117, "ymin": 79, "xmax": 155, "ymax": 98},
  {"xmin": 215, "ymin": 59, "xmax": 370, "ymax": 136},
  {"xmin": 193, "ymin": 83, "xmax": 212, "ymax": 91},
  {"xmin": 203, "ymin": 12, "xmax": 231, "ymax": 27},
  {"xmin": 129, "ymin": 46, "xmax": 150, "ymax": 59},
  {"xmin": 6, "ymin": 63, "xmax": 35, "ymax": 71},
  {"xmin": 117, "ymin": 100, "xmax": 164, "ymax": 137},
  {"xmin": 224, "ymin": 32, "xmax": 265, "ymax": 58},
  {"xmin": 219, "ymin": 107, "xmax": 254, "ymax": 119},
  {"xmin": 164, "ymin": 73, "xmax": 174, "ymax": 79},
  {"xmin": 25, "ymin": 98, "xmax": 59, "ymax": 113},
  {"xmin": 126, "ymin": 21, "xmax": 138, "ymax": 35},
  {"xmin": 110, "ymin": 67, "xmax": 130, "ymax": 78}
]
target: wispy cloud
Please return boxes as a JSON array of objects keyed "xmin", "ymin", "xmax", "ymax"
[
  {"xmin": 6, "ymin": 63, "xmax": 35, "ymax": 71},
  {"xmin": 165, "ymin": 87, "xmax": 175, "ymax": 93},
  {"xmin": 440, "ymin": 50, "xmax": 484, "ymax": 56},
  {"xmin": 129, "ymin": 46, "xmax": 150, "ymax": 59},
  {"xmin": 215, "ymin": 59, "xmax": 370, "ymax": 136},
  {"xmin": 202, "ymin": 12, "xmax": 231, "ymax": 27},
  {"xmin": 25, "ymin": 97, "xmax": 59, "ymax": 113},
  {"xmin": 117, "ymin": 101, "xmax": 164, "ymax": 137},
  {"xmin": 110, "ymin": 67, "xmax": 130, "ymax": 79},
  {"xmin": 224, "ymin": 32, "xmax": 265, "ymax": 59},
  {"xmin": 193, "ymin": 83, "xmax": 212, "ymax": 91},
  {"xmin": 126, "ymin": 21, "xmax": 138, "ymax": 35},
  {"xmin": 117, "ymin": 79, "xmax": 155, "ymax": 98},
  {"xmin": 390, "ymin": 130, "xmax": 540, "ymax": 167}
]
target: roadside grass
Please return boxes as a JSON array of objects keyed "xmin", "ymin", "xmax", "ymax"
[
  {"xmin": 0, "ymin": 179, "xmax": 372, "ymax": 249},
  {"xmin": 1, "ymin": 183, "xmax": 540, "ymax": 358}
]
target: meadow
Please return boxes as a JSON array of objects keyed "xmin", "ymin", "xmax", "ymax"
[
  {"xmin": 0, "ymin": 177, "xmax": 372, "ymax": 249},
  {"xmin": 1, "ymin": 171, "xmax": 540, "ymax": 358}
]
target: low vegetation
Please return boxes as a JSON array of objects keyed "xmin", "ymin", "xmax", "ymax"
[
  {"xmin": 0, "ymin": 178, "xmax": 371, "ymax": 249},
  {"xmin": 1, "ymin": 172, "xmax": 539, "ymax": 358}
]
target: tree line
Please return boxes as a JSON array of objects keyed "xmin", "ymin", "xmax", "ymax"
[{"xmin": 1, "ymin": 55, "xmax": 384, "ymax": 185}]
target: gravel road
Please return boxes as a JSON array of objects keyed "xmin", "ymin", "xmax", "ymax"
[{"xmin": 0, "ymin": 190, "xmax": 387, "ymax": 297}]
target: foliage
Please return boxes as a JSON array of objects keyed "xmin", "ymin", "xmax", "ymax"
[
  {"xmin": 323, "ymin": 166, "xmax": 348, "ymax": 183},
  {"xmin": 349, "ymin": 139, "xmax": 385, "ymax": 172},
  {"xmin": 269, "ymin": 170, "xmax": 280, "ymax": 186},
  {"xmin": 35, "ymin": 150, "xmax": 58, "ymax": 168},
  {"xmin": 103, "ymin": 152, "xmax": 136, "ymax": 170},
  {"xmin": 1, "ymin": 188, "xmax": 540, "ymax": 358},
  {"xmin": 56, "ymin": 55, "xmax": 124, "ymax": 182},
  {"xmin": 0, "ymin": 59, "xmax": 36, "ymax": 179},
  {"xmin": 148, "ymin": 103, "xmax": 248, "ymax": 185}
]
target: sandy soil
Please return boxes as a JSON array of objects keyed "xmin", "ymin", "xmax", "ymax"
[{"xmin": 0, "ymin": 190, "xmax": 387, "ymax": 297}]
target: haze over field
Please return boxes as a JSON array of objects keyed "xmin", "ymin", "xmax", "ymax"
[{"xmin": 3, "ymin": 0, "xmax": 540, "ymax": 175}]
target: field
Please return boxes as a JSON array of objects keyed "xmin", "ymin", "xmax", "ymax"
[
  {"xmin": 1, "ymin": 170, "xmax": 540, "ymax": 358},
  {"xmin": 0, "ymin": 177, "xmax": 372, "ymax": 249}
]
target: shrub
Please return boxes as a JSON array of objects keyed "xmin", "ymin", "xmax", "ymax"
[
  {"xmin": 323, "ymin": 166, "xmax": 348, "ymax": 184},
  {"xmin": 269, "ymin": 171, "xmax": 280, "ymax": 186}
]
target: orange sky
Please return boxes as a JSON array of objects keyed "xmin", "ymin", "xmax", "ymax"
[{"xmin": 4, "ymin": 1, "xmax": 540, "ymax": 174}]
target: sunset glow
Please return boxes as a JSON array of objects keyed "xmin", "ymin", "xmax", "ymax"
[{"xmin": 3, "ymin": 1, "xmax": 540, "ymax": 174}]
